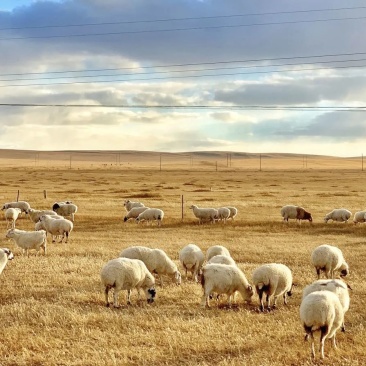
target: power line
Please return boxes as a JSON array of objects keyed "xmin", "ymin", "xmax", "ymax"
[
  {"xmin": 1, "ymin": 15, "xmax": 366, "ymax": 41},
  {"xmin": 1, "ymin": 6, "xmax": 365, "ymax": 31},
  {"xmin": 1, "ymin": 63, "xmax": 365, "ymax": 88}
]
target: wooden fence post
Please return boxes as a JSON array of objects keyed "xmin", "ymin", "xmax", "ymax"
[{"xmin": 16, "ymin": 190, "xmax": 20, "ymax": 202}]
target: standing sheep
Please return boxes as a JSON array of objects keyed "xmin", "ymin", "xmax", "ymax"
[
  {"xmin": 311, "ymin": 244, "xmax": 349, "ymax": 279},
  {"xmin": 226, "ymin": 206, "xmax": 238, "ymax": 221},
  {"xmin": 206, "ymin": 245, "xmax": 231, "ymax": 262},
  {"xmin": 200, "ymin": 263, "xmax": 253, "ymax": 308},
  {"xmin": 6, "ymin": 229, "xmax": 47, "ymax": 256},
  {"xmin": 189, "ymin": 205, "xmax": 218, "ymax": 224},
  {"xmin": 27, "ymin": 208, "xmax": 59, "ymax": 223},
  {"xmin": 252, "ymin": 263, "xmax": 293, "ymax": 312},
  {"xmin": 39, "ymin": 215, "xmax": 73, "ymax": 243},
  {"xmin": 123, "ymin": 207, "xmax": 149, "ymax": 222},
  {"xmin": 4, "ymin": 208, "xmax": 21, "ymax": 229},
  {"xmin": 136, "ymin": 208, "xmax": 164, "ymax": 226},
  {"xmin": 178, "ymin": 244, "xmax": 204, "ymax": 282},
  {"xmin": 352, "ymin": 210, "xmax": 366, "ymax": 224},
  {"xmin": 216, "ymin": 207, "xmax": 231, "ymax": 223},
  {"xmin": 123, "ymin": 200, "xmax": 145, "ymax": 212},
  {"xmin": 300, "ymin": 291, "xmax": 344, "ymax": 359},
  {"xmin": 100, "ymin": 257, "xmax": 156, "ymax": 307},
  {"xmin": 280, "ymin": 205, "xmax": 312, "ymax": 224},
  {"xmin": 120, "ymin": 246, "xmax": 181, "ymax": 286},
  {"xmin": 52, "ymin": 202, "xmax": 78, "ymax": 222},
  {"xmin": 324, "ymin": 209, "xmax": 352, "ymax": 223},
  {"xmin": 2, "ymin": 201, "xmax": 31, "ymax": 214},
  {"xmin": 0, "ymin": 248, "xmax": 14, "ymax": 275}
]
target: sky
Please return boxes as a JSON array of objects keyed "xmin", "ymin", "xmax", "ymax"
[{"xmin": 0, "ymin": 0, "xmax": 366, "ymax": 156}]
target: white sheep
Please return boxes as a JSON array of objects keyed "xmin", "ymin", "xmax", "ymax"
[
  {"xmin": 226, "ymin": 206, "xmax": 238, "ymax": 220},
  {"xmin": 123, "ymin": 206, "xmax": 149, "ymax": 222},
  {"xmin": 100, "ymin": 257, "xmax": 156, "ymax": 307},
  {"xmin": 178, "ymin": 244, "xmax": 205, "ymax": 282},
  {"xmin": 2, "ymin": 201, "xmax": 31, "ymax": 214},
  {"xmin": 252, "ymin": 263, "xmax": 293, "ymax": 312},
  {"xmin": 4, "ymin": 208, "xmax": 21, "ymax": 228},
  {"xmin": 207, "ymin": 254, "xmax": 236, "ymax": 266},
  {"xmin": 300, "ymin": 291, "xmax": 344, "ymax": 359},
  {"xmin": 216, "ymin": 207, "xmax": 230, "ymax": 223},
  {"xmin": 352, "ymin": 210, "xmax": 366, "ymax": 224},
  {"xmin": 52, "ymin": 202, "xmax": 78, "ymax": 222},
  {"xmin": 136, "ymin": 208, "xmax": 164, "ymax": 226},
  {"xmin": 6, "ymin": 228, "xmax": 47, "ymax": 256},
  {"xmin": 39, "ymin": 215, "xmax": 73, "ymax": 243},
  {"xmin": 189, "ymin": 204, "xmax": 218, "ymax": 224},
  {"xmin": 200, "ymin": 263, "xmax": 253, "ymax": 308},
  {"xmin": 0, "ymin": 248, "xmax": 14, "ymax": 275},
  {"xmin": 324, "ymin": 209, "xmax": 352, "ymax": 223},
  {"xmin": 123, "ymin": 200, "xmax": 145, "ymax": 212},
  {"xmin": 311, "ymin": 244, "xmax": 349, "ymax": 279},
  {"xmin": 27, "ymin": 208, "xmax": 59, "ymax": 223},
  {"xmin": 206, "ymin": 245, "xmax": 231, "ymax": 262},
  {"xmin": 280, "ymin": 205, "xmax": 312, "ymax": 223},
  {"xmin": 119, "ymin": 246, "xmax": 181, "ymax": 286},
  {"xmin": 303, "ymin": 279, "xmax": 350, "ymax": 332}
]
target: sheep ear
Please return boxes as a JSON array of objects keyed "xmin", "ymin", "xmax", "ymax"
[
  {"xmin": 346, "ymin": 283, "xmax": 353, "ymax": 291},
  {"xmin": 248, "ymin": 285, "xmax": 252, "ymax": 291}
]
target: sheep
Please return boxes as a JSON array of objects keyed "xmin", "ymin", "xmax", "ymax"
[
  {"xmin": 0, "ymin": 248, "xmax": 14, "ymax": 275},
  {"xmin": 135, "ymin": 208, "xmax": 164, "ymax": 226},
  {"xmin": 6, "ymin": 228, "xmax": 47, "ymax": 256},
  {"xmin": 4, "ymin": 208, "xmax": 21, "ymax": 228},
  {"xmin": 226, "ymin": 206, "xmax": 238, "ymax": 220},
  {"xmin": 35, "ymin": 215, "xmax": 64, "ymax": 240},
  {"xmin": 189, "ymin": 204, "xmax": 218, "ymax": 224},
  {"xmin": 178, "ymin": 244, "xmax": 204, "ymax": 282},
  {"xmin": 27, "ymin": 208, "xmax": 60, "ymax": 223},
  {"xmin": 352, "ymin": 210, "xmax": 366, "ymax": 224},
  {"xmin": 123, "ymin": 206, "xmax": 149, "ymax": 222},
  {"xmin": 39, "ymin": 215, "xmax": 73, "ymax": 243},
  {"xmin": 119, "ymin": 246, "xmax": 181, "ymax": 286},
  {"xmin": 252, "ymin": 263, "xmax": 293, "ymax": 312},
  {"xmin": 311, "ymin": 244, "xmax": 349, "ymax": 279},
  {"xmin": 52, "ymin": 202, "xmax": 78, "ymax": 222},
  {"xmin": 100, "ymin": 257, "xmax": 156, "ymax": 308},
  {"xmin": 216, "ymin": 207, "xmax": 230, "ymax": 223},
  {"xmin": 324, "ymin": 209, "xmax": 352, "ymax": 223},
  {"xmin": 200, "ymin": 263, "xmax": 253, "ymax": 308},
  {"xmin": 206, "ymin": 245, "xmax": 231, "ymax": 262},
  {"xmin": 2, "ymin": 201, "xmax": 31, "ymax": 214},
  {"xmin": 300, "ymin": 291, "xmax": 344, "ymax": 359},
  {"xmin": 123, "ymin": 200, "xmax": 145, "ymax": 212},
  {"xmin": 303, "ymin": 279, "xmax": 350, "ymax": 332},
  {"xmin": 207, "ymin": 254, "xmax": 236, "ymax": 266},
  {"xmin": 280, "ymin": 205, "xmax": 312, "ymax": 224}
]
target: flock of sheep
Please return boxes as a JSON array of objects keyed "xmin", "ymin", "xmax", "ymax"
[{"xmin": 0, "ymin": 198, "xmax": 356, "ymax": 360}]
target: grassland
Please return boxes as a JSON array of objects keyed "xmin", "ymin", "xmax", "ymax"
[{"xmin": 0, "ymin": 153, "xmax": 365, "ymax": 366}]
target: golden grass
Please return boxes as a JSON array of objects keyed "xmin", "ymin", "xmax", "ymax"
[{"xmin": 0, "ymin": 155, "xmax": 365, "ymax": 365}]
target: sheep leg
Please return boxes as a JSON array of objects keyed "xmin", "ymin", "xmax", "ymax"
[
  {"xmin": 104, "ymin": 286, "xmax": 110, "ymax": 307},
  {"xmin": 113, "ymin": 289, "xmax": 120, "ymax": 308},
  {"xmin": 316, "ymin": 268, "xmax": 321, "ymax": 279},
  {"xmin": 319, "ymin": 325, "xmax": 329, "ymax": 359},
  {"xmin": 257, "ymin": 288, "xmax": 264, "ymax": 312},
  {"xmin": 126, "ymin": 290, "xmax": 132, "ymax": 305},
  {"xmin": 65, "ymin": 232, "xmax": 69, "ymax": 243}
]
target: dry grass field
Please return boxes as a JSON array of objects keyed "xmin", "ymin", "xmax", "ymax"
[{"xmin": 0, "ymin": 152, "xmax": 365, "ymax": 366}]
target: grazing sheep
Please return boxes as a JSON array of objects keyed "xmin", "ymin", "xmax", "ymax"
[
  {"xmin": 311, "ymin": 244, "xmax": 349, "ymax": 279},
  {"xmin": 206, "ymin": 245, "xmax": 231, "ymax": 262},
  {"xmin": 0, "ymin": 248, "xmax": 14, "ymax": 275},
  {"xmin": 280, "ymin": 205, "xmax": 312, "ymax": 224},
  {"xmin": 2, "ymin": 201, "xmax": 30, "ymax": 214},
  {"xmin": 52, "ymin": 202, "xmax": 78, "ymax": 222},
  {"xmin": 303, "ymin": 279, "xmax": 350, "ymax": 332},
  {"xmin": 189, "ymin": 205, "xmax": 218, "ymax": 224},
  {"xmin": 6, "ymin": 228, "xmax": 47, "ymax": 256},
  {"xmin": 123, "ymin": 206, "xmax": 149, "ymax": 222},
  {"xmin": 200, "ymin": 263, "xmax": 253, "ymax": 308},
  {"xmin": 39, "ymin": 215, "xmax": 73, "ymax": 243},
  {"xmin": 123, "ymin": 200, "xmax": 145, "ymax": 212},
  {"xmin": 178, "ymin": 244, "xmax": 205, "ymax": 282},
  {"xmin": 216, "ymin": 207, "xmax": 231, "ymax": 223},
  {"xmin": 4, "ymin": 208, "xmax": 21, "ymax": 228},
  {"xmin": 27, "ymin": 208, "xmax": 59, "ymax": 223},
  {"xmin": 252, "ymin": 263, "xmax": 293, "ymax": 312},
  {"xmin": 226, "ymin": 206, "xmax": 238, "ymax": 220},
  {"xmin": 207, "ymin": 254, "xmax": 236, "ymax": 266},
  {"xmin": 352, "ymin": 210, "xmax": 366, "ymax": 224},
  {"xmin": 324, "ymin": 209, "xmax": 352, "ymax": 223},
  {"xmin": 120, "ymin": 246, "xmax": 181, "ymax": 286},
  {"xmin": 136, "ymin": 208, "xmax": 164, "ymax": 226},
  {"xmin": 300, "ymin": 291, "xmax": 344, "ymax": 359},
  {"xmin": 100, "ymin": 257, "xmax": 156, "ymax": 307}
]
